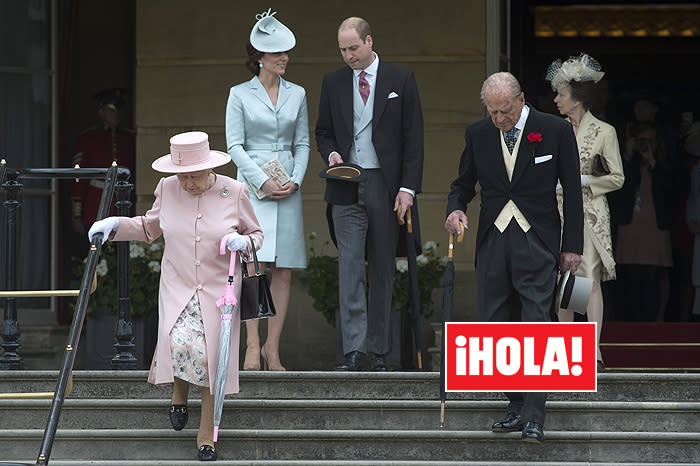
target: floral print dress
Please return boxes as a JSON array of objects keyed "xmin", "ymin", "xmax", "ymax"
[{"xmin": 148, "ymin": 292, "xmax": 210, "ymax": 387}]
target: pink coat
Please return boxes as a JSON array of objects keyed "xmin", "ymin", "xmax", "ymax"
[{"xmin": 113, "ymin": 174, "xmax": 263, "ymax": 394}]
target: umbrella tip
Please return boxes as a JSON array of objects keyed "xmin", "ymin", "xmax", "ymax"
[{"xmin": 213, "ymin": 426, "xmax": 218, "ymax": 442}]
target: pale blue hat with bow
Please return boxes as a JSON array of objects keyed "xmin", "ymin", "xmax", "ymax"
[{"xmin": 249, "ymin": 8, "xmax": 296, "ymax": 53}]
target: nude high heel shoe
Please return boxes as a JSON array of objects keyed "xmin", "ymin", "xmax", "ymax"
[
  {"xmin": 261, "ymin": 345, "xmax": 286, "ymax": 371},
  {"xmin": 243, "ymin": 346, "xmax": 261, "ymax": 371}
]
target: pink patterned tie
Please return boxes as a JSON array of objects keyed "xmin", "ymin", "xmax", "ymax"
[{"xmin": 359, "ymin": 71, "xmax": 369, "ymax": 104}]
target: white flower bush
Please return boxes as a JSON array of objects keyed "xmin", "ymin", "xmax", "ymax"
[
  {"xmin": 396, "ymin": 259, "xmax": 409, "ymax": 273},
  {"xmin": 96, "ymin": 259, "xmax": 109, "ymax": 277}
]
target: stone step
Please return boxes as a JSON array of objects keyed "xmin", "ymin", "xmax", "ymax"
[
  {"xmin": 3, "ymin": 429, "xmax": 700, "ymax": 463},
  {"xmin": 2, "ymin": 371, "xmax": 700, "ymax": 401},
  {"xmin": 2, "ymin": 399, "xmax": 700, "ymax": 432},
  {"xmin": 7, "ymin": 462, "xmax": 700, "ymax": 466}
]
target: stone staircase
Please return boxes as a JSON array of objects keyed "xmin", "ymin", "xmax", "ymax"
[{"xmin": 1, "ymin": 371, "xmax": 700, "ymax": 465}]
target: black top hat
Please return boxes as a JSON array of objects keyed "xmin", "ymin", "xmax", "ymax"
[
  {"xmin": 94, "ymin": 88, "xmax": 128, "ymax": 110},
  {"xmin": 320, "ymin": 163, "xmax": 368, "ymax": 205}
]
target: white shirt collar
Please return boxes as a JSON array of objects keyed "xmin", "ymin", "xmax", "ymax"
[
  {"xmin": 513, "ymin": 104, "xmax": 529, "ymax": 132},
  {"xmin": 353, "ymin": 52, "xmax": 379, "ymax": 78}
]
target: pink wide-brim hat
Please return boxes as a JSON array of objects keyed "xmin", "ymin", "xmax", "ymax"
[{"xmin": 151, "ymin": 131, "xmax": 231, "ymax": 173}]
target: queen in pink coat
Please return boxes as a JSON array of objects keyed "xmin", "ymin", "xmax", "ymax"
[{"xmin": 88, "ymin": 131, "xmax": 263, "ymax": 461}]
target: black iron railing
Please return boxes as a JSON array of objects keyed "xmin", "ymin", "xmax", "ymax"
[{"xmin": 0, "ymin": 162, "xmax": 135, "ymax": 465}]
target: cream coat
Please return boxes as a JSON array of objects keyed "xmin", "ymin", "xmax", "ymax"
[
  {"xmin": 558, "ymin": 111, "xmax": 624, "ymax": 281},
  {"xmin": 113, "ymin": 174, "xmax": 263, "ymax": 394}
]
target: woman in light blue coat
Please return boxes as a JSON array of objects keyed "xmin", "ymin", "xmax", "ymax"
[{"xmin": 225, "ymin": 10, "xmax": 309, "ymax": 371}]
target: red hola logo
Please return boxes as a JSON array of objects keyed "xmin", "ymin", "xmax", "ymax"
[{"xmin": 445, "ymin": 323, "xmax": 597, "ymax": 392}]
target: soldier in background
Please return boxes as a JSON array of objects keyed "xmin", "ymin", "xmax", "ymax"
[{"xmin": 71, "ymin": 88, "xmax": 136, "ymax": 239}]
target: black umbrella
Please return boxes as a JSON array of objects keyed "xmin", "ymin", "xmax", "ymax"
[
  {"xmin": 398, "ymin": 206, "xmax": 422, "ymax": 369},
  {"xmin": 440, "ymin": 222, "xmax": 464, "ymax": 427}
]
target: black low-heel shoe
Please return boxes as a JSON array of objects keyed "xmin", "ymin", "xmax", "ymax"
[
  {"xmin": 169, "ymin": 404, "xmax": 188, "ymax": 431},
  {"xmin": 198, "ymin": 444, "xmax": 217, "ymax": 461}
]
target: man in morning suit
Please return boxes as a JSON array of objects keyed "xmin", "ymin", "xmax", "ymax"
[
  {"xmin": 315, "ymin": 17, "xmax": 424, "ymax": 371},
  {"xmin": 445, "ymin": 72, "xmax": 583, "ymax": 443}
]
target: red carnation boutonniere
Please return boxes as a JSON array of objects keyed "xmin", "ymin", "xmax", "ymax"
[
  {"xmin": 527, "ymin": 132, "xmax": 543, "ymax": 143},
  {"xmin": 527, "ymin": 132, "xmax": 542, "ymax": 156}
]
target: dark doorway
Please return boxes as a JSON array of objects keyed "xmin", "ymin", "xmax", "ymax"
[
  {"xmin": 511, "ymin": 1, "xmax": 700, "ymax": 369},
  {"xmin": 57, "ymin": 0, "xmax": 136, "ymax": 325}
]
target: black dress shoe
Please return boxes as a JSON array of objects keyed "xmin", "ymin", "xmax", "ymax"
[
  {"xmin": 169, "ymin": 404, "xmax": 188, "ymax": 431},
  {"xmin": 521, "ymin": 421, "xmax": 544, "ymax": 443},
  {"xmin": 491, "ymin": 413, "xmax": 523, "ymax": 432},
  {"xmin": 198, "ymin": 444, "xmax": 217, "ymax": 461},
  {"xmin": 335, "ymin": 351, "xmax": 367, "ymax": 371},
  {"xmin": 369, "ymin": 353, "xmax": 388, "ymax": 372}
]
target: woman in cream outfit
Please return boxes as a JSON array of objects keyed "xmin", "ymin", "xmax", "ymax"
[
  {"xmin": 547, "ymin": 54, "xmax": 624, "ymax": 367},
  {"xmin": 89, "ymin": 131, "xmax": 263, "ymax": 461},
  {"xmin": 226, "ymin": 10, "xmax": 309, "ymax": 371}
]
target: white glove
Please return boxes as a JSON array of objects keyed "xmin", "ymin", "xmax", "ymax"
[
  {"xmin": 88, "ymin": 217, "xmax": 119, "ymax": 244},
  {"xmin": 580, "ymin": 174, "xmax": 590, "ymax": 187},
  {"xmin": 555, "ymin": 181, "xmax": 563, "ymax": 195},
  {"xmin": 225, "ymin": 232, "xmax": 248, "ymax": 252}
]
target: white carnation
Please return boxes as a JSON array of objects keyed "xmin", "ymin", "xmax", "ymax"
[{"xmin": 417, "ymin": 254, "xmax": 429, "ymax": 266}]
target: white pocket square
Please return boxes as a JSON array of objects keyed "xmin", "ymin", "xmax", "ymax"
[
  {"xmin": 388, "ymin": 92, "xmax": 399, "ymax": 99},
  {"xmin": 535, "ymin": 155, "xmax": 553, "ymax": 164}
]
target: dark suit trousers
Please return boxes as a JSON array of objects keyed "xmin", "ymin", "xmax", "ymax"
[
  {"xmin": 333, "ymin": 170, "xmax": 398, "ymax": 356},
  {"xmin": 475, "ymin": 219, "xmax": 558, "ymax": 425}
]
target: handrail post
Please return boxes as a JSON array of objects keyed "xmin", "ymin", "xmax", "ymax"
[
  {"xmin": 111, "ymin": 168, "xmax": 137, "ymax": 369},
  {"xmin": 0, "ymin": 169, "xmax": 24, "ymax": 370}
]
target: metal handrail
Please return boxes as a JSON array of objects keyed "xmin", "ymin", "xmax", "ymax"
[
  {"xmin": 33, "ymin": 163, "xmax": 120, "ymax": 466},
  {"xmin": 0, "ymin": 290, "xmax": 80, "ymax": 297},
  {"xmin": 0, "ymin": 274, "xmax": 97, "ymax": 298},
  {"xmin": 0, "ymin": 375, "xmax": 73, "ymax": 400}
]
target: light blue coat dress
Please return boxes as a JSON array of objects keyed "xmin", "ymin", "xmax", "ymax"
[{"xmin": 225, "ymin": 76, "xmax": 309, "ymax": 268}]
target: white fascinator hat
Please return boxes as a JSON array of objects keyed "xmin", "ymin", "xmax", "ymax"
[
  {"xmin": 545, "ymin": 53, "xmax": 605, "ymax": 91},
  {"xmin": 250, "ymin": 8, "xmax": 296, "ymax": 53}
]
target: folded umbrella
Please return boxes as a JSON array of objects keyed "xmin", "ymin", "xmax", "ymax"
[
  {"xmin": 213, "ymin": 237, "xmax": 238, "ymax": 442},
  {"xmin": 398, "ymin": 206, "xmax": 422, "ymax": 369},
  {"xmin": 440, "ymin": 222, "xmax": 463, "ymax": 428}
]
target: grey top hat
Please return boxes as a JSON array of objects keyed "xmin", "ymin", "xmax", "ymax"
[
  {"xmin": 249, "ymin": 8, "xmax": 296, "ymax": 53},
  {"xmin": 555, "ymin": 271, "xmax": 593, "ymax": 315},
  {"xmin": 319, "ymin": 163, "xmax": 367, "ymax": 206}
]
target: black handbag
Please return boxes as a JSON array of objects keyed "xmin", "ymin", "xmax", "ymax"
[{"xmin": 240, "ymin": 237, "xmax": 276, "ymax": 322}]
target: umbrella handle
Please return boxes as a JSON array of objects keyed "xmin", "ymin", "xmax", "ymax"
[
  {"xmin": 447, "ymin": 222, "xmax": 465, "ymax": 260},
  {"xmin": 395, "ymin": 205, "xmax": 412, "ymax": 232},
  {"xmin": 228, "ymin": 250, "xmax": 237, "ymax": 276},
  {"xmin": 219, "ymin": 235, "xmax": 239, "ymax": 277}
]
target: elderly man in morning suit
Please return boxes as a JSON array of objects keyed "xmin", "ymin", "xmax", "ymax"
[
  {"xmin": 445, "ymin": 72, "xmax": 583, "ymax": 443},
  {"xmin": 316, "ymin": 17, "xmax": 424, "ymax": 371}
]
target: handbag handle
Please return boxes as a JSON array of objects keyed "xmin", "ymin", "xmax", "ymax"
[{"xmin": 242, "ymin": 236, "xmax": 261, "ymax": 278}]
